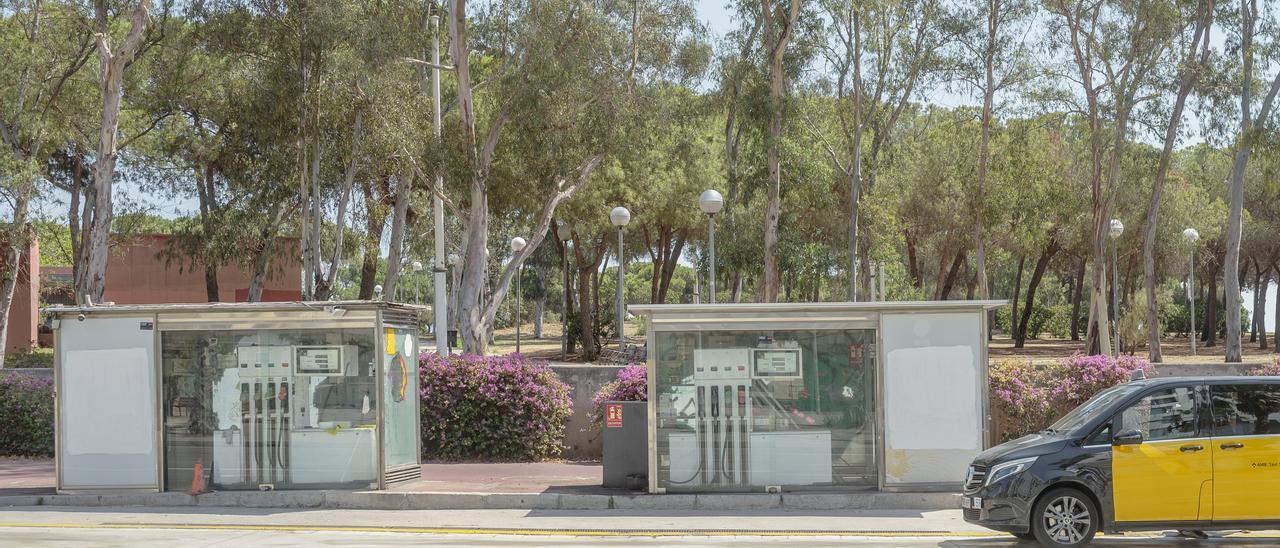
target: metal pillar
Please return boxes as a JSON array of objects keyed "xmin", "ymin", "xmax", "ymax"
[
  {"xmin": 1190, "ymin": 249, "xmax": 1196, "ymax": 356},
  {"xmin": 515, "ymin": 264, "xmax": 522, "ymax": 354},
  {"xmin": 617, "ymin": 226, "xmax": 626, "ymax": 350},
  {"xmin": 562, "ymin": 241, "xmax": 570, "ymax": 360},
  {"xmin": 1111, "ymin": 243, "xmax": 1120, "ymax": 356},
  {"xmin": 707, "ymin": 213, "xmax": 716, "ymax": 304},
  {"xmin": 431, "ymin": 13, "xmax": 448, "ymax": 357}
]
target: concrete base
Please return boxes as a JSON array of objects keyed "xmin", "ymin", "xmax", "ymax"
[{"xmin": 0, "ymin": 490, "xmax": 959, "ymax": 512}]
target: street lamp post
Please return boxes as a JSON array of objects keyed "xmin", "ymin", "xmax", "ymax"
[
  {"xmin": 1109, "ymin": 219, "xmax": 1125, "ymax": 356},
  {"xmin": 557, "ymin": 222, "xmax": 573, "ymax": 360},
  {"xmin": 698, "ymin": 189, "xmax": 724, "ymax": 304},
  {"xmin": 610, "ymin": 206, "xmax": 631, "ymax": 350},
  {"xmin": 511, "ymin": 237, "xmax": 527, "ymax": 354},
  {"xmin": 411, "ymin": 261, "xmax": 423, "ymax": 304},
  {"xmin": 1184, "ymin": 228, "xmax": 1200, "ymax": 356}
]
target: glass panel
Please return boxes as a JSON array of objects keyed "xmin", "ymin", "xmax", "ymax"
[
  {"xmin": 382, "ymin": 326, "xmax": 419, "ymax": 470},
  {"xmin": 1119, "ymin": 387, "xmax": 1198, "ymax": 442},
  {"xmin": 1211, "ymin": 384, "xmax": 1280, "ymax": 436},
  {"xmin": 653, "ymin": 329, "xmax": 876, "ymax": 492},
  {"xmin": 162, "ymin": 329, "xmax": 379, "ymax": 491}
]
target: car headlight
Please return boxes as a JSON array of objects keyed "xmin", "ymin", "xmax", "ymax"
[{"xmin": 986, "ymin": 456, "xmax": 1037, "ymax": 486}]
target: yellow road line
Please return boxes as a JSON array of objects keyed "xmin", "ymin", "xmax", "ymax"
[
  {"xmin": 0, "ymin": 523, "xmax": 1276, "ymax": 539},
  {"xmin": 0, "ymin": 523, "xmax": 999, "ymax": 537}
]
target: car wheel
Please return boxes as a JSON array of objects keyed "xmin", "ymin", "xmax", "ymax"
[{"xmin": 1032, "ymin": 488, "xmax": 1098, "ymax": 547}]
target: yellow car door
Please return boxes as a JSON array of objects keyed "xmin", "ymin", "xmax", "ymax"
[
  {"xmin": 1209, "ymin": 382, "xmax": 1280, "ymax": 522},
  {"xmin": 1112, "ymin": 385, "xmax": 1212, "ymax": 523}
]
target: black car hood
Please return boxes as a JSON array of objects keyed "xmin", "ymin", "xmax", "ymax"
[{"xmin": 975, "ymin": 432, "xmax": 1071, "ymax": 465}]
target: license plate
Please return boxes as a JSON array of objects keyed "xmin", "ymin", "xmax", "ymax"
[{"xmin": 962, "ymin": 496, "xmax": 982, "ymax": 509}]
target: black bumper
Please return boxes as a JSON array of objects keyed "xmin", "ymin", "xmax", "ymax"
[{"xmin": 961, "ymin": 488, "xmax": 1032, "ymax": 534}]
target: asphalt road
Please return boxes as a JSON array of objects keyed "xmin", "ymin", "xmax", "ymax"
[
  {"xmin": 3, "ymin": 528, "xmax": 1279, "ymax": 547},
  {"xmin": 0, "ymin": 507, "xmax": 1276, "ymax": 547}
]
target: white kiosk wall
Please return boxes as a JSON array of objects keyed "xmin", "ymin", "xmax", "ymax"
[
  {"xmin": 57, "ymin": 316, "xmax": 159, "ymax": 490},
  {"xmin": 880, "ymin": 312, "xmax": 983, "ymax": 487}
]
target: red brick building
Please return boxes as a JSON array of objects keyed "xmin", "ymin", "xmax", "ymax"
[{"xmin": 5, "ymin": 234, "xmax": 302, "ymax": 354}]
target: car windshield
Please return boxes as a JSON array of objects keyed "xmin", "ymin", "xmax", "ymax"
[{"xmin": 1045, "ymin": 383, "xmax": 1146, "ymax": 435}]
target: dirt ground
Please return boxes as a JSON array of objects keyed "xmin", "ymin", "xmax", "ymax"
[{"xmin": 988, "ymin": 334, "xmax": 1279, "ymax": 364}]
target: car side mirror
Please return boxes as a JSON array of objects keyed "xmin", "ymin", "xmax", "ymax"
[{"xmin": 1113, "ymin": 429, "xmax": 1143, "ymax": 446}]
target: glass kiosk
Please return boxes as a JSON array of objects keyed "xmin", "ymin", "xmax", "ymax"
[{"xmin": 50, "ymin": 301, "xmax": 424, "ymax": 493}]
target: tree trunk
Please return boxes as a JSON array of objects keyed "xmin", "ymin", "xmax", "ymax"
[
  {"xmin": 939, "ymin": 248, "xmax": 967, "ymax": 300},
  {"xmin": 1016, "ymin": 237, "xmax": 1061, "ymax": 347},
  {"xmin": 317, "ymin": 109, "xmax": 363, "ymax": 301},
  {"xmin": 358, "ymin": 179, "xmax": 388, "ymax": 300},
  {"xmin": 533, "ymin": 297, "xmax": 545, "ymax": 339},
  {"xmin": 1258, "ymin": 264, "xmax": 1268, "ymax": 350},
  {"xmin": 760, "ymin": 0, "xmax": 800, "ymax": 304},
  {"xmin": 1072, "ymin": 258, "xmax": 1086, "ymax": 341},
  {"xmin": 383, "ymin": 169, "xmax": 413, "ymax": 299},
  {"xmin": 1254, "ymin": 259, "xmax": 1264, "ymax": 343},
  {"xmin": 1274, "ymin": 262, "xmax": 1279, "ymax": 353},
  {"xmin": 1142, "ymin": 0, "xmax": 1212, "ymax": 362},
  {"xmin": 247, "ymin": 205, "xmax": 288, "ymax": 303},
  {"xmin": 1204, "ymin": 268, "xmax": 1218, "ymax": 347},
  {"xmin": 81, "ymin": 0, "xmax": 152, "ymax": 305},
  {"xmin": 1010, "ymin": 256, "xmax": 1025, "ymax": 337},
  {"xmin": 905, "ymin": 229, "xmax": 921, "ymax": 288},
  {"xmin": 1223, "ymin": 2, "xmax": 1280, "ymax": 362}
]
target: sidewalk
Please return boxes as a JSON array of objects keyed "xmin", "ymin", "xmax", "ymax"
[{"xmin": 0, "ymin": 459, "xmax": 956, "ymax": 512}]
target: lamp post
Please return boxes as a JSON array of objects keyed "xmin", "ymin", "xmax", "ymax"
[
  {"xmin": 411, "ymin": 260, "xmax": 424, "ymax": 304},
  {"xmin": 698, "ymin": 189, "xmax": 724, "ymax": 304},
  {"xmin": 557, "ymin": 222, "xmax": 573, "ymax": 360},
  {"xmin": 1184, "ymin": 228, "xmax": 1200, "ymax": 356},
  {"xmin": 1109, "ymin": 219, "xmax": 1124, "ymax": 356},
  {"xmin": 610, "ymin": 206, "xmax": 631, "ymax": 350},
  {"xmin": 510, "ymin": 237, "xmax": 527, "ymax": 354}
]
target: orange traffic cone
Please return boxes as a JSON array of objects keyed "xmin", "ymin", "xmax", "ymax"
[{"xmin": 189, "ymin": 458, "xmax": 207, "ymax": 494}]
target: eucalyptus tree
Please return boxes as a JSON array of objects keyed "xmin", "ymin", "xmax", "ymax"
[
  {"xmin": 950, "ymin": 0, "xmax": 1038, "ymax": 308},
  {"xmin": 1042, "ymin": 0, "xmax": 1182, "ymax": 355},
  {"xmin": 78, "ymin": 0, "xmax": 155, "ymax": 305},
  {"xmin": 805, "ymin": 0, "xmax": 953, "ymax": 301},
  {"xmin": 1140, "ymin": 0, "xmax": 1214, "ymax": 362},
  {"xmin": 446, "ymin": 0, "xmax": 707, "ymax": 354},
  {"xmin": 758, "ymin": 0, "xmax": 803, "ymax": 302},
  {"xmin": 1218, "ymin": 0, "xmax": 1280, "ymax": 362},
  {"xmin": 0, "ymin": 1, "xmax": 98, "ymax": 363}
]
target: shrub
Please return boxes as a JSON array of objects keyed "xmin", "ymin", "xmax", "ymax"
[
  {"xmin": 588, "ymin": 364, "xmax": 647, "ymax": 435},
  {"xmin": 0, "ymin": 374, "xmax": 55, "ymax": 457},
  {"xmin": 418, "ymin": 353, "xmax": 572, "ymax": 461},
  {"xmin": 1247, "ymin": 359, "xmax": 1280, "ymax": 377},
  {"xmin": 991, "ymin": 354, "xmax": 1154, "ymax": 441}
]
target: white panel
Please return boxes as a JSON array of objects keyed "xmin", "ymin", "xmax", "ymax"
[
  {"xmin": 63, "ymin": 348, "xmax": 152, "ymax": 455},
  {"xmin": 58, "ymin": 316, "xmax": 158, "ymax": 489},
  {"xmin": 881, "ymin": 312, "xmax": 983, "ymax": 485}
]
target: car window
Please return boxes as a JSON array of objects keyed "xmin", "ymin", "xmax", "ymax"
[
  {"xmin": 1084, "ymin": 422, "xmax": 1111, "ymax": 446},
  {"xmin": 1211, "ymin": 384, "xmax": 1280, "ymax": 436},
  {"xmin": 1119, "ymin": 387, "xmax": 1198, "ymax": 442}
]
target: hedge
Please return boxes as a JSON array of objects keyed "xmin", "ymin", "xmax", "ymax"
[
  {"xmin": 0, "ymin": 374, "xmax": 55, "ymax": 457},
  {"xmin": 418, "ymin": 353, "xmax": 573, "ymax": 461}
]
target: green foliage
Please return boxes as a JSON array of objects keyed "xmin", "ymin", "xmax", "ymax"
[
  {"xmin": 418, "ymin": 354, "xmax": 573, "ymax": 461},
  {"xmin": 0, "ymin": 374, "xmax": 55, "ymax": 457}
]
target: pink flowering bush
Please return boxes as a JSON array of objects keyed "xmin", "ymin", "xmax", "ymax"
[
  {"xmin": 991, "ymin": 354, "xmax": 1153, "ymax": 441},
  {"xmin": 1247, "ymin": 358, "xmax": 1280, "ymax": 377},
  {"xmin": 588, "ymin": 364, "xmax": 647, "ymax": 434},
  {"xmin": 0, "ymin": 374, "xmax": 55, "ymax": 457},
  {"xmin": 419, "ymin": 353, "xmax": 572, "ymax": 461}
]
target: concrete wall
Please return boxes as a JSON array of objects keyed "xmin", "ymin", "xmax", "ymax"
[
  {"xmin": 1147, "ymin": 362, "xmax": 1265, "ymax": 377},
  {"xmin": 550, "ymin": 364, "xmax": 625, "ymax": 460}
]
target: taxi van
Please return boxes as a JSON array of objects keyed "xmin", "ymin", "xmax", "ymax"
[{"xmin": 962, "ymin": 375, "xmax": 1280, "ymax": 547}]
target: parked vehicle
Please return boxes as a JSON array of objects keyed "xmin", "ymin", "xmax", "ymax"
[{"xmin": 962, "ymin": 375, "xmax": 1280, "ymax": 547}]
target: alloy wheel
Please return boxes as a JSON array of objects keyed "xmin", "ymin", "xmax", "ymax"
[{"xmin": 1041, "ymin": 495, "xmax": 1092, "ymax": 545}]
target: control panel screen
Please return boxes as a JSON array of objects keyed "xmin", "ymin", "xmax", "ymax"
[
  {"xmin": 753, "ymin": 349, "xmax": 800, "ymax": 378},
  {"xmin": 296, "ymin": 346, "xmax": 343, "ymax": 375}
]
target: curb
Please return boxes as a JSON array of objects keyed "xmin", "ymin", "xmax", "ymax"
[{"xmin": 0, "ymin": 491, "xmax": 959, "ymax": 512}]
